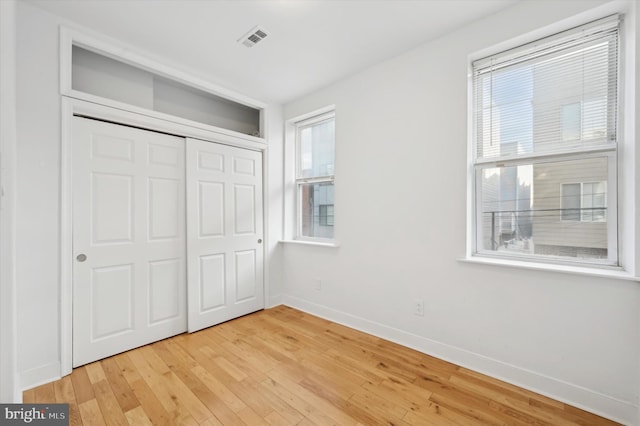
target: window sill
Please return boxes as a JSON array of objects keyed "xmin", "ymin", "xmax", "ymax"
[
  {"xmin": 279, "ymin": 239, "xmax": 340, "ymax": 248},
  {"xmin": 458, "ymin": 256, "xmax": 639, "ymax": 282}
]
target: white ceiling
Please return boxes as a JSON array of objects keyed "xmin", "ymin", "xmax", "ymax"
[{"xmin": 26, "ymin": 0, "xmax": 518, "ymax": 104}]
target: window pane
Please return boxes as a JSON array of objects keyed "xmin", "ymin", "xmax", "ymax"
[
  {"xmin": 561, "ymin": 183, "xmax": 580, "ymax": 221},
  {"xmin": 582, "ymin": 181, "xmax": 607, "ymax": 222},
  {"xmin": 319, "ymin": 204, "xmax": 334, "ymax": 226},
  {"xmin": 298, "ymin": 118, "xmax": 335, "ymax": 178},
  {"xmin": 299, "ymin": 182, "xmax": 334, "ymax": 238},
  {"xmin": 562, "ymin": 103, "xmax": 581, "ymax": 141},
  {"xmin": 475, "ymin": 32, "xmax": 617, "ymax": 161},
  {"xmin": 479, "ymin": 65, "xmax": 534, "ymax": 158},
  {"xmin": 478, "ymin": 157, "xmax": 610, "ymax": 261}
]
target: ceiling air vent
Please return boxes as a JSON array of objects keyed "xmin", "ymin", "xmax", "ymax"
[{"xmin": 238, "ymin": 26, "xmax": 269, "ymax": 48}]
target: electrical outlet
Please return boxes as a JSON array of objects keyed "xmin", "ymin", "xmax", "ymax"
[
  {"xmin": 414, "ymin": 299, "xmax": 424, "ymax": 316},
  {"xmin": 314, "ymin": 278, "xmax": 322, "ymax": 291}
]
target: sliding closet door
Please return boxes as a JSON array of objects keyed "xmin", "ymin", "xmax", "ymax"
[
  {"xmin": 186, "ymin": 138, "xmax": 264, "ymax": 332},
  {"xmin": 72, "ymin": 117, "xmax": 187, "ymax": 367}
]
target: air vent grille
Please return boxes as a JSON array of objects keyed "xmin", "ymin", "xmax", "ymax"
[{"xmin": 238, "ymin": 26, "xmax": 269, "ymax": 48}]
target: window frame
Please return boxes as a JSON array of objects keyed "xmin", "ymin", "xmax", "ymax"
[
  {"xmin": 293, "ymin": 110, "xmax": 336, "ymax": 242},
  {"xmin": 469, "ymin": 15, "xmax": 621, "ymax": 269}
]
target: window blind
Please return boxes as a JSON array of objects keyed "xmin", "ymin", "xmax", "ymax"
[{"xmin": 473, "ymin": 15, "xmax": 619, "ymax": 163}]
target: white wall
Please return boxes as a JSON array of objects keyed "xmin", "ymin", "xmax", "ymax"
[
  {"xmin": 282, "ymin": 1, "xmax": 640, "ymax": 424},
  {"xmin": 0, "ymin": 0, "xmax": 19, "ymax": 403},
  {"xmin": 16, "ymin": 0, "xmax": 61, "ymax": 389},
  {"xmin": 14, "ymin": 0, "xmax": 285, "ymax": 389}
]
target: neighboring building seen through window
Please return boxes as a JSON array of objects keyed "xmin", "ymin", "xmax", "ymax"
[
  {"xmin": 295, "ymin": 111, "xmax": 335, "ymax": 240},
  {"xmin": 472, "ymin": 16, "xmax": 618, "ymax": 265}
]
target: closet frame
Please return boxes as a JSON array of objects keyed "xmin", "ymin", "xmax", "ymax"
[{"xmin": 58, "ymin": 27, "xmax": 271, "ymax": 377}]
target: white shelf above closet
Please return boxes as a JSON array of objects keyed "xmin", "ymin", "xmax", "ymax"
[{"xmin": 60, "ymin": 27, "xmax": 266, "ymax": 143}]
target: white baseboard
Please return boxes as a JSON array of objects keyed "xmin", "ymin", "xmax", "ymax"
[
  {"xmin": 281, "ymin": 295, "xmax": 637, "ymax": 426},
  {"xmin": 19, "ymin": 362, "xmax": 61, "ymax": 393}
]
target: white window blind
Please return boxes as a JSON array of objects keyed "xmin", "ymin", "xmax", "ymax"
[
  {"xmin": 471, "ymin": 16, "xmax": 619, "ymax": 266},
  {"xmin": 473, "ymin": 15, "xmax": 618, "ymax": 162}
]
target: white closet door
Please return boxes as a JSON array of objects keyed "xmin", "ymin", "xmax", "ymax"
[
  {"xmin": 72, "ymin": 117, "xmax": 187, "ymax": 367},
  {"xmin": 186, "ymin": 138, "xmax": 264, "ymax": 332}
]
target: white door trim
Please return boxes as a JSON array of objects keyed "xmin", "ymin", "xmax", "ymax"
[{"xmin": 60, "ymin": 97, "xmax": 269, "ymax": 376}]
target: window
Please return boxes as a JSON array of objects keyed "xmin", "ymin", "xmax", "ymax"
[
  {"xmin": 561, "ymin": 182, "xmax": 607, "ymax": 222},
  {"xmin": 295, "ymin": 111, "xmax": 335, "ymax": 240},
  {"xmin": 319, "ymin": 205, "xmax": 335, "ymax": 226},
  {"xmin": 472, "ymin": 16, "xmax": 619, "ymax": 265}
]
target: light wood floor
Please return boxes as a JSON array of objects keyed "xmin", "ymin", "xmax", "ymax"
[{"xmin": 25, "ymin": 305, "xmax": 619, "ymax": 425}]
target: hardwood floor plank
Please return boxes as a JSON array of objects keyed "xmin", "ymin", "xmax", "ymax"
[
  {"xmin": 252, "ymin": 379, "xmax": 306, "ymax": 425},
  {"xmin": 113, "ymin": 353, "xmax": 142, "ymax": 385},
  {"xmin": 192, "ymin": 365, "xmax": 247, "ymax": 413},
  {"xmin": 22, "ymin": 389, "xmax": 36, "ymax": 403},
  {"xmin": 259, "ymin": 377, "xmax": 336, "ymax": 426},
  {"xmin": 427, "ymin": 391, "xmax": 515, "ymax": 425},
  {"xmin": 157, "ymin": 339, "xmax": 198, "ymax": 370},
  {"xmin": 138, "ymin": 345, "xmax": 171, "ymax": 375},
  {"xmin": 85, "ymin": 362, "xmax": 107, "ymax": 384},
  {"xmin": 33, "ymin": 382, "xmax": 56, "ymax": 403},
  {"xmin": 53, "ymin": 375, "xmax": 75, "ymax": 403},
  {"xmin": 127, "ymin": 379, "xmax": 172, "ymax": 426},
  {"xmin": 266, "ymin": 368, "xmax": 361, "ymax": 425},
  {"xmin": 402, "ymin": 407, "xmax": 461, "ymax": 426},
  {"xmin": 23, "ymin": 307, "xmax": 620, "ymax": 426},
  {"xmin": 190, "ymin": 345, "xmax": 242, "ymax": 387},
  {"xmin": 92, "ymin": 380, "xmax": 129, "ymax": 426},
  {"xmin": 100, "ymin": 357, "xmax": 140, "ymax": 413},
  {"xmin": 212, "ymin": 355, "xmax": 248, "ymax": 382},
  {"xmin": 71, "ymin": 367, "xmax": 95, "ymax": 404},
  {"xmin": 322, "ymin": 348, "xmax": 390, "ymax": 384},
  {"xmin": 224, "ymin": 338, "xmax": 280, "ymax": 373},
  {"xmin": 450, "ymin": 372, "xmax": 587, "ymax": 425},
  {"xmin": 296, "ymin": 350, "xmax": 370, "ymax": 395},
  {"xmin": 293, "ymin": 418, "xmax": 319, "ymax": 426},
  {"xmin": 263, "ymin": 411, "xmax": 291, "ymax": 426},
  {"xmin": 123, "ymin": 406, "xmax": 153, "ymax": 426},
  {"xmin": 78, "ymin": 399, "xmax": 106, "ymax": 426},
  {"xmin": 153, "ymin": 340, "xmax": 236, "ymax": 421},
  {"xmin": 199, "ymin": 416, "xmax": 225, "ymax": 426},
  {"xmin": 236, "ymin": 405, "xmax": 270, "ymax": 426},
  {"xmin": 369, "ymin": 377, "xmax": 433, "ymax": 409},
  {"xmin": 167, "ymin": 403, "xmax": 199, "ymax": 426},
  {"xmin": 162, "ymin": 370, "xmax": 214, "ymax": 423},
  {"xmin": 201, "ymin": 339, "xmax": 269, "ymax": 383},
  {"xmin": 348, "ymin": 388, "xmax": 408, "ymax": 420},
  {"xmin": 67, "ymin": 401, "xmax": 83, "ymax": 426},
  {"xmin": 245, "ymin": 333, "xmax": 302, "ymax": 364},
  {"xmin": 126, "ymin": 350, "xmax": 177, "ymax": 412},
  {"xmin": 128, "ymin": 350, "xmax": 204, "ymax": 426},
  {"xmin": 225, "ymin": 377, "xmax": 280, "ymax": 419}
]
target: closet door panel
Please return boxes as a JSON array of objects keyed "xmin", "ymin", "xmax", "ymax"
[
  {"xmin": 73, "ymin": 117, "xmax": 187, "ymax": 367},
  {"xmin": 187, "ymin": 138, "xmax": 264, "ymax": 332}
]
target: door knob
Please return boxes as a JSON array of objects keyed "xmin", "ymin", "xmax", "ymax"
[
  {"xmin": 257, "ymin": 239, "xmax": 262, "ymax": 244},
  {"xmin": 76, "ymin": 254, "xmax": 87, "ymax": 262}
]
